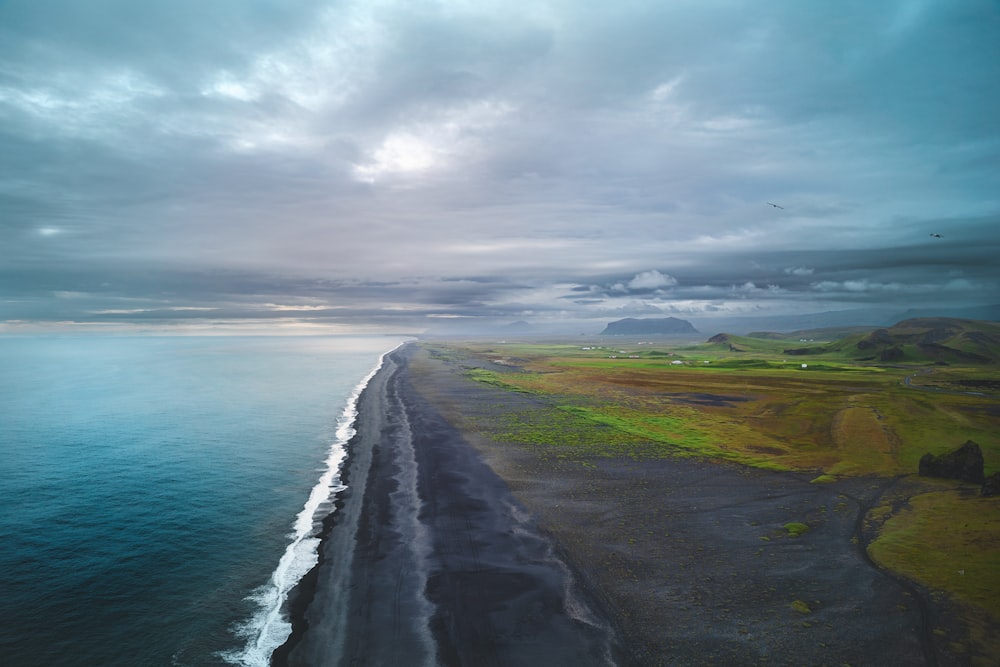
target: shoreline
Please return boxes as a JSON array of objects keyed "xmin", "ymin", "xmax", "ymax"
[
  {"xmin": 276, "ymin": 343, "xmax": 617, "ymax": 666},
  {"xmin": 277, "ymin": 341, "xmax": 966, "ymax": 666},
  {"xmin": 274, "ymin": 346, "xmax": 401, "ymax": 666},
  {"xmin": 270, "ymin": 347, "xmax": 396, "ymax": 666}
]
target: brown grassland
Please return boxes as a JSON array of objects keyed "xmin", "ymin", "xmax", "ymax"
[{"xmin": 424, "ymin": 336, "xmax": 1000, "ymax": 657}]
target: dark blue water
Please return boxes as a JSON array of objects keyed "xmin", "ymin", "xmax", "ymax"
[{"xmin": 0, "ymin": 335, "xmax": 407, "ymax": 666}]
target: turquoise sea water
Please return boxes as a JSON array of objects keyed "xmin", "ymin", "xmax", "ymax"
[{"xmin": 0, "ymin": 335, "xmax": 407, "ymax": 666}]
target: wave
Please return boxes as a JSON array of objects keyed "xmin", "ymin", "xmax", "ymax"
[{"xmin": 220, "ymin": 343, "xmax": 402, "ymax": 667}]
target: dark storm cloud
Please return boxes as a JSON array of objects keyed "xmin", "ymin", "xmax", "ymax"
[{"xmin": 1, "ymin": 0, "xmax": 998, "ymax": 332}]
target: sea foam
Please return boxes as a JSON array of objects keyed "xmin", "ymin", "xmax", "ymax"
[{"xmin": 221, "ymin": 346, "xmax": 396, "ymax": 667}]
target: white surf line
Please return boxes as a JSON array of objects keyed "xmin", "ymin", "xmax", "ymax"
[{"xmin": 222, "ymin": 343, "xmax": 403, "ymax": 667}]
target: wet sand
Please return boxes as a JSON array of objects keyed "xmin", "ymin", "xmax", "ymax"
[{"xmin": 277, "ymin": 342, "xmax": 962, "ymax": 666}]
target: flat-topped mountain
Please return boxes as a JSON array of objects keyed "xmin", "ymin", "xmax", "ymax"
[{"xmin": 601, "ymin": 317, "xmax": 699, "ymax": 336}]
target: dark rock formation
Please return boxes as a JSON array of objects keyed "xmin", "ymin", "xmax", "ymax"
[
  {"xmin": 981, "ymin": 472, "xmax": 1000, "ymax": 497},
  {"xmin": 601, "ymin": 317, "xmax": 698, "ymax": 336},
  {"xmin": 918, "ymin": 440, "xmax": 985, "ymax": 484},
  {"xmin": 879, "ymin": 346, "xmax": 904, "ymax": 362}
]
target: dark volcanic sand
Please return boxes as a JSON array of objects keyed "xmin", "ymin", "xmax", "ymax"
[
  {"xmin": 278, "ymin": 345, "xmax": 617, "ymax": 667},
  {"xmin": 278, "ymin": 342, "xmax": 970, "ymax": 666}
]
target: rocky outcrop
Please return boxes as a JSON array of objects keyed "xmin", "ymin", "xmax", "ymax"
[
  {"xmin": 879, "ymin": 346, "xmax": 905, "ymax": 362},
  {"xmin": 981, "ymin": 472, "xmax": 1000, "ymax": 497},
  {"xmin": 918, "ymin": 440, "xmax": 985, "ymax": 484}
]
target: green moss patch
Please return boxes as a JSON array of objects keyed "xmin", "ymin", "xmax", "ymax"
[
  {"xmin": 790, "ymin": 599, "xmax": 812, "ymax": 614},
  {"xmin": 783, "ymin": 522, "xmax": 810, "ymax": 537},
  {"xmin": 810, "ymin": 474, "xmax": 838, "ymax": 484}
]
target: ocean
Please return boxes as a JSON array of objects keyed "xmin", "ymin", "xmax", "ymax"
[{"xmin": 0, "ymin": 334, "xmax": 409, "ymax": 666}]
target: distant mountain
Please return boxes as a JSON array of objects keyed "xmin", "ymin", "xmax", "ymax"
[
  {"xmin": 601, "ymin": 317, "xmax": 699, "ymax": 335},
  {"xmin": 702, "ymin": 318, "xmax": 1000, "ymax": 365},
  {"xmin": 890, "ymin": 304, "xmax": 1000, "ymax": 323},
  {"xmin": 746, "ymin": 326, "xmax": 878, "ymax": 341},
  {"xmin": 692, "ymin": 304, "xmax": 1000, "ymax": 336},
  {"xmin": 691, "ymin": 309, "xmax": 890, "ymax": 335}
]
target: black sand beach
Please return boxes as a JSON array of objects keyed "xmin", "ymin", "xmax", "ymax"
[
  {"xmin": 277, "ymin": 344, "xmax": 617, "ymax": 667},
  {"xmin": 276, "ymin": 342, "xmax": 963, "ymax": 666}
]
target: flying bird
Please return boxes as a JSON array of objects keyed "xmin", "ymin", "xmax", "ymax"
[
  {"xmin": 767, "ymin": 202, "xmax": 784, "ymax": 209},
  {"xmin": 930, "ymin": 233, "xmax": 943, "ymax": 238}
]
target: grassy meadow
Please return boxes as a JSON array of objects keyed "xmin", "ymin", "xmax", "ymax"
[{"xmin": 423, "ymin": 331, "xmax": 1000, "ymax": 632}]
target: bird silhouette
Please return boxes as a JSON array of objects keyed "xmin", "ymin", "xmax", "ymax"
[
  {"xmin": 767, "ymin": 202, "xmax": 784, "ymax": 209},
  {"xmin": 930, "ymin": 233, "xmax": 943, "ymax": 238}
]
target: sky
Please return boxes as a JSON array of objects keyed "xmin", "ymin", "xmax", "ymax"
[{"xmin": 2, "ymin": 0, "xmax": 999, "ymax": 334}]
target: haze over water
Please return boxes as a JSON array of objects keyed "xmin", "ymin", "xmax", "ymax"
[{"xmin": 0, "ymin": 334, "xmax": 406, "ymax": 666}]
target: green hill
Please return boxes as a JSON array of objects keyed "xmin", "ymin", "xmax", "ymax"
[
  {"xmin": 746, "ymin": 326, "xmax": 877, "ymax": 342},
  {"xmin": 781, "ymin": 318, "xmax": 1000, "ymax": 364}
]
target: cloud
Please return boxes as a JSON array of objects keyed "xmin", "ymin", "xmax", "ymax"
[
  {"xmin": 731, "ymin": 281, "xmax": 784, "ymax": 297},
  {"xmin": 1, "ymin": 0, "xmax": 998, "ymax": 332},
  {"xmin": 627, "ymin": 270, "xmax": 678, "ymax": 290},
  {"xmin": 600, "ymin": 270, "xmax": 680, "ymax": 296},
  {"xmin": 812, "ymin": 280, "xmax": 903, "ymax": 294}
]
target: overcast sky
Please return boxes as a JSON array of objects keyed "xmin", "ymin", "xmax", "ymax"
[{"xmin": 3, "ymin": 0, "xmax": 999, "ymax": 333}]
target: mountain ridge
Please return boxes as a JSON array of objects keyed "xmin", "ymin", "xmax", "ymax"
[
  {"xmin": 752, "ymin": 318, "xmax": 1000, "ymax": 364},
  {"xmin": 601, "ymin": 317, "xmax": 699, "ymax": 336}
]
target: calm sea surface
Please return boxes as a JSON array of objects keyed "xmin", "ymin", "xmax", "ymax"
[{"xmin": 0, "ymin": 335, "xmax": 407, "ymax": 666}]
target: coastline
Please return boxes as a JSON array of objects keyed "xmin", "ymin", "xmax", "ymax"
[
  {"xmin": 276, "ymin": 341, "xmax": 970, "ymax": 666},
  {"xmin": 274, "ymin": 346, "xmax": 403, "ymax": 666},
  {"xmin": 276, "ymin": 343, "xmax": 618, "ymax": 666}
]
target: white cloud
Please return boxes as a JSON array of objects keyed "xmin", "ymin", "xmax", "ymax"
[
  {"xmin": 730, "ymin": 281, "xmax": 783, "ymax": 296},
  {"xmin": 353, "ymin": 100, "xmax": 514, "ymax": 182},
  {"xmin": 203, "ymin": 76, "xmax": 258, "ymax": 102},
  {"xmin": 354, "ymin": 133, "xmax": 442, "ymax": 181},
  {"xmin": 650, "ymin": 76, "xmax": 683, "ymax": 102},
  {"xmin": 627, "ymin": 269, "xmax": 678, "ymax": 290},
  {"xmin": 258, "ymin": 303, "xmax": 334, "ymax": 311},
  {"xmin": 811, "ymin": 280, "xmax": 904, "ymax": 293}
]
